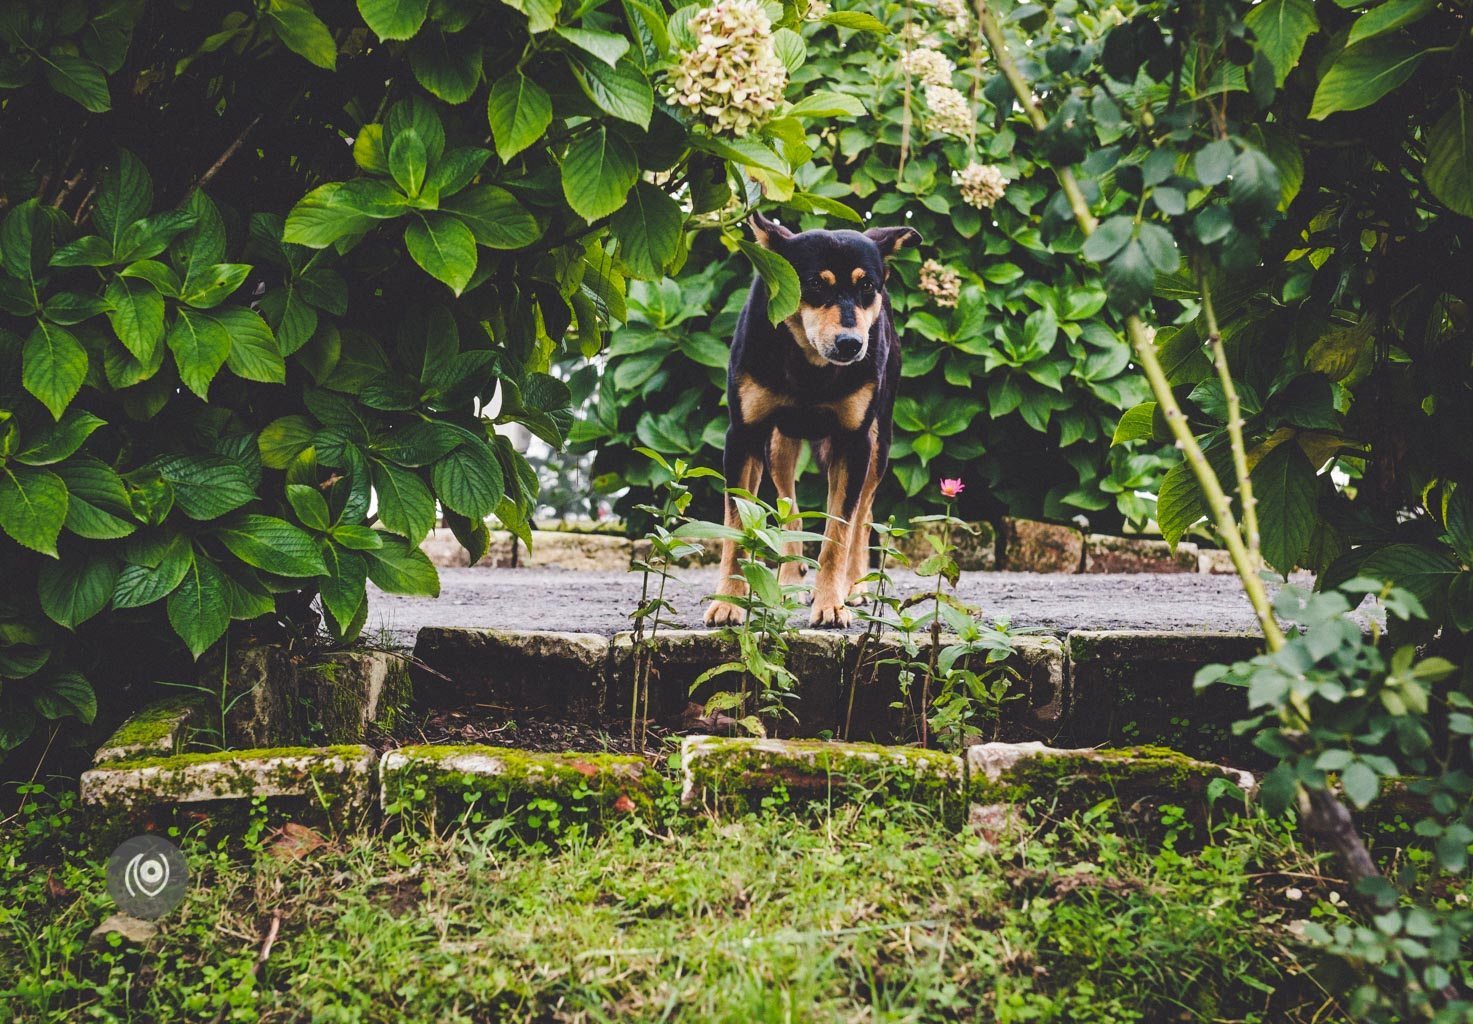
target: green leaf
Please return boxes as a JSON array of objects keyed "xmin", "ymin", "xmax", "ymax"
[
  {"xmin": 180, "ymin": 262, "xmax": 251, "ymax": 308},
  {"xmin": 1341, "ymin": 761, "xmax": 1379, "ymax": 809},
  {"xmin": 167, "ymin": 308, "xmax": 232, "ymax": 399},
  {"xmin": 1348, "ymin": 0, "xmax": 1434, "ymax": 46},
  {"xmin": 1112, "ymin": 402, "xmax": 1158, "ymax": 445},
  {"xmin": 821, "ymin": 11, "xmax": 889, "ymax": 33},
  {"xmin": 405, "ymin": 213, "xmax": 477, "ymax": 295},
  {"xmin": 282, "ymin": 183, "xmax": 382, "ymax": 248},
  {"xmin": 487, "ymin": 72, "xmax": 553, "ymax": 162},
  {"xmin": 0, "ymin": 465, "xmax": 68, "ymax": 556},
  {"xmin": 95, "ymin": 150, "xmax": 152, "ymax": 253},
  {"xmin": 373, "ymin": 461, "xmax": 437, "ymax": 541},
  {"xmin": 408, "ymin": 24, "xmax": 481, "ymax": 102},
  {"xmin": 43, "ymin": 54, "xmax": 110, "ymax": 112},
  {"xmin": 259, "ymin": 415, "xmax": 316, "ymax": 469},
  {"xmin": 560, "ymin": 126, "xmax": 639, "ymax": 222},
  {"xmin": 787, "ymin": 90, "xmax": 866, "ymax": 118},
  {"xmin": 1309, "ymin": 38, "xmax": 1426, "ymax": 120},
  {"xmin": 374, "ymin": 420, "xmax": 463, "ymax": 466},
  {"xmin": 1194, "ymin": 139, "xmax": 1235, "ymax": 186},
  {"xmin": 212, "ymin": 307, "xmax": 286, "ymax": 384},
  {"xmin": 1360, "ymin": 543, "xmax": 1463, "ymax": 607},
  {"xmin": 49, "ymin": 236, "xmax": 115, "ymax": 268},
  {"xmin": 112, "ymin": 536, "xmax": 192, "ymax": 608},
  {"xmin": 319, "ymin": 544, "xmax": 368, "ymax": 634},
  {"xmin": 1081, "ymin": 216, "xmax": 1133, "ymax": 262},
  {"xmin": 363, "ymin": 537, "xmax": 440, "ymax": 596},
  {"xmin": 431, "ymin": 440, "xmax": 505, "ymax": 519},
  {"xmin": 56, "ymin": 457, "xmax": 136, "ymax": 540},
  {"xmin": 443, "ymin": 187, "xmax": 542, "ymax": 249},
  {"xmin": 357, "ymin": 0, "xmax": 428, "ymax": 40},
  {"xmin": 105, "ymin": 276, "xmax": 165, "ymax": 364},
  {"xmin": 1102, "ymin": 239, "xmax": 1154, "ymax": 312},
  {"xmin": 1156, "ymin": 461, "xmax": 1204, "ymax": 550},
  {"xmin": 287, "ymin": 483, "xmax": 332, "ymax": 531},
  {"xmin": 15, "ymin": 409, "xmax": 106, "ymax": 466},
  {"xmin": 1425, "ymin": 90, "xmax": 1473, "ymax": 218},
  {"xmin": 32, "ymin": 673, "xmax": 96, "ymax": 725},
  {"xmin": 149, "ymin": 453, "xmax": 256, "ymax": 519},
  {"xmin": 609, "ymin": 182, "xmax": 683, "ymax": 280},
  {"xmin": 556, "ymin": 26, "xmax": 629, "ymax": 67},
  {"xmin": 1244, "ymin": 0, "xmax": 1317, "ymax": 86},
  {"xmin": 569, "ymin": 56, "xmax": 653, "ymax": 128},
  {"xmin": 353, "ymin": 124, "xmax": 388, "ymax": 174},
  {"xmin": 23, "ymin": 321, "xmax": 88, "ymax": 420},
  {"xmin": 1251, "ymin": 442, "xmax": 1318, "ymax": 576},
  {"xmin": 38, "ymin": 553, "xmax": 118, "ymax": 629},
  {"xmin": 738, "ymin": 239, "xmax": 801, "ymax": 323},
  {"xmin": 426, "ymin": 147, "xmax": 490, "ymax": 198},
  {"xmin": 266, "ymin": 0, "xmax": 338, "ymax": 69},
  {"xmin": 390, "ymin": 127, "xmax": 429, "ymax": 197},
  {"xmin": 215, "ymin": 514, "xmax": 329, "ymax": 577},
  {"xmin": 168, "ymin": 553, "xmax": 231, "ymax": 658}
]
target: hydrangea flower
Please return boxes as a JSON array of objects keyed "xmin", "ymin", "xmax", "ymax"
[
  {"xmin": 663, "ymin": 0, "xmax": 788, "ymax": 138},
  {"xmin": 804, "ymin": 0, "xmax": 830, "ymax": 19},
  {"xmin": 898, "ymin": 46, "xmax": 955, "ymax": 87},
  {"xmin": 933, "ymin": 0, "xmax": 972, "ymax": 37},
  {"xmin": 923, "ymin": 84, "xmax": 971, "ymax": 138},
  {"xmin": 919, "ymin": 259, "xmax": 962, "ymax": 307},
  {"xmin": 954, "ymin": 162, "xmax": 1008, "ymax": 209}
]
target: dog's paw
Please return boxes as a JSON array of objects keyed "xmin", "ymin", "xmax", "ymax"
[
  {"xmin": 704, "ymin": 600, "xmax": 746, "ymax": 626},
  {"xmin": 809, "ymin": 600, "xmax": 852, "ymax": 628},
  {"xmin": 846, "ymin": 581, "xmax": 871, "ymax": 606}
]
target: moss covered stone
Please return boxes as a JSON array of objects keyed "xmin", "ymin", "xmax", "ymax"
[
  {"xmin": 299, "ymin": 650, "xmax": 412, "ymax": 743},
  {"xmin": 93, "ymin": 697, "xmax": 202, "ymax": 764},
  {"xmin": 412, "ymin": 627, "xmax": 609, "ymax": 717},
  {"xmin": 80, "ymin": 745, "xmax": 377, "ymax": 840},
  {"xmin": 966, "ymin": 742, "xmax": 1254, "ymax": 833},
  {"xmin": 379, "ymin": 744, "xmax": 664, "ymax": 830},
  {"xmin": 895, "ymin": 520, "xmax": 997, "ymax": 571},
  {"xmin": 680, "ymin": 735, "xmax": 966, "ymax": 827}
]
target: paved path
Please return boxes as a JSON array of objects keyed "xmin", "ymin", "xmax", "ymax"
[{"xmin": 366, "ymin": 567, "xmax": 1324, "ymax": 646}]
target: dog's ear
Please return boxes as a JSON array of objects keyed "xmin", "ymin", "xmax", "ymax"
[
  {"xmin": 749, "ymin": 212, "xmax": 793, "ymax": 250},
  {"xmin": 865, "ymin": 225, "xmax": 923, "ymax": 259}
]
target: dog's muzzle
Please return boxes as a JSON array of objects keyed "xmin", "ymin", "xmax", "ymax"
[{"xmin": 831, "ymin": 334, "xmax": 864, "ymax": 363}]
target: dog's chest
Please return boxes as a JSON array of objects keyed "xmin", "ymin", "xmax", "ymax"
[{"xmin": 737, "ymin": 376, "xmax": 875, "ymax": 438}]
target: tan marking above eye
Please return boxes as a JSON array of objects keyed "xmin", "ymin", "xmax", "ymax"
[
  {"xmin": 851, "ymin": 268, "xmax": 867, "ymax": 282},
  {"xmin": 819, "ymin": 269, "xmax": 836, "ymax": 285}
]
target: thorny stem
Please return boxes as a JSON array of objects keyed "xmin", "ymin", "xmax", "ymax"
[
  {"xmin": 977, "ymin": 2, "xmax": 1284, "ymax": 653},
  {"xmin": 1199, "ymin": 271, "xmax": 1261, "ymax": 564}
]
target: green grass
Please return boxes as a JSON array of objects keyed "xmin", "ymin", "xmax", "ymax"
[{"xmin": 2, "ymin": 788, "xmax": 1350, "ymax": 1023}]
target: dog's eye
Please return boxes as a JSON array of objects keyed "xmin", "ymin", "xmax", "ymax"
[{"xmin": 807, "ymin": 276, "xmax": 827, "ymax": 290}]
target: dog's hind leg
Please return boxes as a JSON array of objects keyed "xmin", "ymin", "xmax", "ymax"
[
  {"xmin": 704, "ymin": 429, "xmax": 766, "ymax": 626},
  {"xmin": 768, "ymin": 431, "xmax": 810, "ymax": 599}
]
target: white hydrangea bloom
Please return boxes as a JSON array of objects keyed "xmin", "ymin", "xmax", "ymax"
[
  {"xmin": 804, "ymin": 0, "xmax": 830, "ymax": 19},
  {"xmin": 924, "ymin": 84, "xmax": 972, "ymax": 138},
  {"xmin": 663, "ymin": 0, "xmax": 788, "ymax": 138},
  {"xmin": 919, "ymin": 259, "xmax": 962, "ymax": 307},
  {"xmin": 898, "ymin": 47, "xmax": 955, "ymax": 87},
  {"xmin": 954, "ymin": 162, "xmax": 1008, "ymax": 209},
  {"xmin": 933, "ymin": 0, "xmax": 972, "ymax": 37}
]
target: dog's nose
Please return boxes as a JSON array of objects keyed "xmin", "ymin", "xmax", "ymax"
[{"xmin": 833, "ymin": 334, "xmax": 863, "ymax": 361}]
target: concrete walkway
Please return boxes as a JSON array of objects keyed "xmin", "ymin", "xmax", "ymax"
[{"xmin": 366, "ymin": 567, "xmax": 1319, "ymax": 646}]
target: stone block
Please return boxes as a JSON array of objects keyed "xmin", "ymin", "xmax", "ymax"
[
  {"xmin": 93, "ymin": 697, "xmax": 200, "ymax": 765},
  {"xmin": 412, "ymin": 627, "xmax": 609, "ymax": 717},
  {"xmin": 1083, "ymin": 534, "xmax": 1198, "ymax": 574},
  {"xmin": 299, "ymin": 650, "xmax": 413, "ymax": 744},
  {"xmin": 379, "ymin": 744, "xmax": 660, "ymax": 828},
  {"xmin": 1063, "ymin": 630, "xmax": 1265, "ymax": 758},
  {"xmin": 420, "ymin": 527, "xmax": 634, "ymax": 570},
  {"xmin": 839, "ymin": 632, "xmax": 1066, "ymax": 744},
  {"xmin": 895, "ymin": 520, "xmax": 997, "ymax": 571},
  {"xmin": 80, "ymin": 745, "xmax": 377, "ymax": 840},
  {"xmin": 679, "ymin": 735, "xmax": 966, "ymax": 824},
  {"xmin": 197, "ymin": 644, "xmax": 301, "ymax": 749},
  {"xmin": 998, "ymin": 517, "xmax": 1084, "ymax": 573},
  {"xmin": 421, "ymin": 527, "xmax": 472, "ymax": 567},
  {"xmin": 608, "ymin": 629, "xmax": 846, "ymax": 734},
  {"xmin": 966, "ymin": 741, "xmax": 1254, "ymax": 836},
  {"xmin": 1197, "ymin": 548, "xmax": 1237, "ymax": 574}
]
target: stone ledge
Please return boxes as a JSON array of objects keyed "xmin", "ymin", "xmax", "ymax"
[
  {"xmin": 421, "ymin": 527, "xmax": 634, "ymax": 570},
  {"xmin": 93, "ymin": 697, "xmax": 201, "ymax": 765},
  {"xmin": 412, "ymin": 627, "xmax": 609, "ymax": 716},
  {"xmin": 894, "ymin": 520, "xmax": 997, "ymax": 571},
  {"xmin": 998, "ymin": 517, "xmax": 1085, "ymax": 573},
  {"xmin": 379, "ymin": 744, "xmax": 659, "ymax": 825},
  {"xmin": 680, "ymin": 735, "xmax": 966, "ymax": 825},
  {"xmin": 1083, "ymin": 534, "xmax": 1198, "ymax": 574}
]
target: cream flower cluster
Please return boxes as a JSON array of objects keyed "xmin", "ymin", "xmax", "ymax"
[
  {"xmin": 924, "ymin": 84, "xmax": 971, "ymax": 138},
  {"xmin": 919, "ymin": 259, "xmax": 962, "ymax": 307},
  {"xmin": 933, "ymin": 0, "xmax": 972, "ymax": 37},
  {"xmin": 663, "ymin": 0, "xmax": 788, "ymax": 138},
  {"xmin": 898, "ymin": 46, "xmax": 955, "ymax": 87},
  {"xmin": 804, "ymin": 0, "xmax": 830, "ymax": 19},
  {"xmin": 954, "ymin": 162, "xmax": 1007, "ymax": 209}
]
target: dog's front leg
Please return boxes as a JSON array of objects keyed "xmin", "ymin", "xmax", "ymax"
[
  {"xmin": 810, "ymin": 434, "xmax": 869, "ymax": 627},
  {"xmin": 704, "ymin": 430, "xmax": 765, "ymax": 626},
  {"xmin": 767, "ymin": 432, "xmax": 809, "ymax": 599}
]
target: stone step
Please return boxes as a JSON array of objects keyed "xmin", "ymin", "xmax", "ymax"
[
  {"xmin": 80, "ymin": 728, "xmax": 1250, "ymax": 843},
  {"xmin": 412, "ymin": 626, "xmax": 1264, "ymax": 759}
]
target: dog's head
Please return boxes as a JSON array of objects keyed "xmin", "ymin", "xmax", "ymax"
[{"xmin": 749, "ymin": 213, "xmax": 922, "ymax": 366}]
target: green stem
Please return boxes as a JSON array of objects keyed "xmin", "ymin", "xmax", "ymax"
[{"xmin": 1199, "ymin": 271, "xmax": 1261, "ymax": 564}]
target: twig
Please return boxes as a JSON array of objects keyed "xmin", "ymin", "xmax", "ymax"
[
  {"xmin": 209, "ymin": 910, "xmax": 280, "ymax": 1024},
  {"xmin": 189, "ymin": 114, "xmax": 263, "ymax": 198}
]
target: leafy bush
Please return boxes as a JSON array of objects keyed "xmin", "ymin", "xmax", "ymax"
[
  {"xmin": 0, "ymin": 0, "xmax": 847, "ymax": 755},
  {"xmin": 572, "ymin": 2, "xmax": 1174, "ymax": 529}
]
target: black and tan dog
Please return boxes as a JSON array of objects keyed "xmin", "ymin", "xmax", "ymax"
[{"xmin": 704, "ymin": 213, "xmax": 921, "ymax": 628}]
